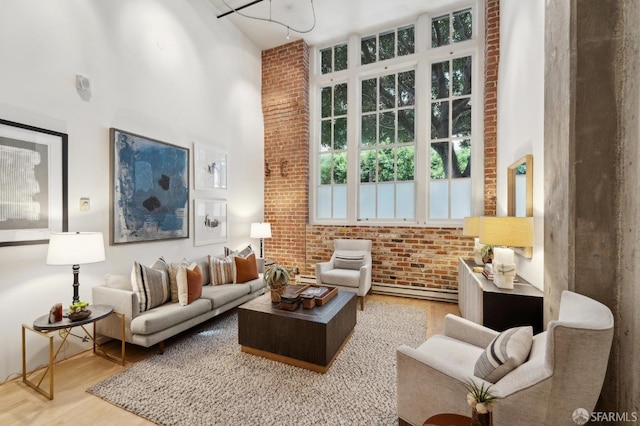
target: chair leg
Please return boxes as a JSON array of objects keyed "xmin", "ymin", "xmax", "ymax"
[
  {"xmin": 158, "ymin": 341, "xmax": 165, "ymax": 354},
  {"xmin": 359, "ymin": 296, "xmax": 364, "ymax": 310}
]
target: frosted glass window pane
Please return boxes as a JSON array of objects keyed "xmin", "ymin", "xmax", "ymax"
[
  {"xmin": 333, "ymin": 185, "xmax": 347, "ymax": 219},
  {"xmin": 451, "ymin": 179, "xmax": 471, "ymax": 219},
  {"xmin": 318, "ymin": 186, "xmax": 332, "ymax": 218},
  {"xmin": 430, "ymin": 180, "xmax": 449, "ymax": 219},
  {"xmin": 378, "ymin": 184, "xmax": 395, "ymax": 219},
  {"xmin": 397, "ymin": 182, "xmax": 415, "ymax": 219},
  {"xmin": 359, "ymin": 184, "xmax": 376, "ymax": 219}
]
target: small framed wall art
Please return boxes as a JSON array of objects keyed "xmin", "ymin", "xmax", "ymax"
[
  {"xmin": 193, "ymin": 143, "xmax": 227, "ymax": 190},
  {"xmin": 0, "ymin": 119, "xmax": 68, "ymax": 246},
  {"xmin": 110, "ymin": 128, "xmax": 189, "ymax": 244},
  {"xmin": 194, "ymin": 198, "xmax": 227, "ymax": 246}
]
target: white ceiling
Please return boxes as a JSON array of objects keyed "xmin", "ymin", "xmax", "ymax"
[{"xmin": 209, "ymin": 0, "xmax": 458, "ymax": 50}]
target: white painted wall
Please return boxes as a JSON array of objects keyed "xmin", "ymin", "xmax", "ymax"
[
  {"xmin": 497, "ymin": 0, "xmax": 545, "ymax": 289},
  {"xmin": 0, "ymin": 0, "xmax": 264, "ymax": 383}
]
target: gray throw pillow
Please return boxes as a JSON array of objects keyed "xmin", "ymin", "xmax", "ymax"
[
  {"xmin": 474, "ymin": 326, "xmax": 533, "ymax": 383},
  {"xmin": 334, "ymin": 253, "xmax": 365, "ymax": 270},
  {"xmin": 131, "ymin": 258, "xmax": 170, "ymax": 312}
]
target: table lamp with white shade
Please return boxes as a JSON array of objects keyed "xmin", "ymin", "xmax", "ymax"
[
  {"xmin": 46, "ymin": 232, "xmax": 105, "ymax": 304},
  {"xmin": 479, "ymin": 217, "xmax": 534, "ymax": 289},
  {"xmin": 250, "ymin": 222, "xmax": 271, "ymax": 259},
  {"xmin": 462, "ymin": 216, "xmax": 484, "ymax": 265}
]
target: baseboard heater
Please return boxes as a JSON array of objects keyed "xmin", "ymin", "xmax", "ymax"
[
  {"xmin": 297, "ymin": 275, "xmax": 458, "ymax": 303},
  {"xmin": 372, "ymin": 283, "xmax": 458, "ymax": 303}
]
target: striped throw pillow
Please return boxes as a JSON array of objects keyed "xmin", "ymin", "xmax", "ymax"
[
  {"xmin": 209, "ymin": 255, "xmax": 234, "ymax": 285},
  {"xmin": 334, "ymin": 253, "xmax": 365, "ymax": 270},
  {"xmin": 474, "ymin": 326, "xmax": 533, "ymax": 383},
  {"xmin": 131, "ymin": 258, "xmax": 170, "ymax": 312}
]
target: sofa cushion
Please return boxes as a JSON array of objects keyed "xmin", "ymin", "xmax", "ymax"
[
  {"xmin": 334, "ymin": 252, "xmax": 365, "ymax": 270},
  {"xmin": 321, "ymin": 268, "xmax": 360, "ymax": 288},
  {"xmin": 167, "ymin": 259, "xmax": 189, "ymax": 302},
  {"xmin": 209, "ymin": 255, "xmax": 234, "ymax": 285},
  {"xmin": 474, "ymin": 326, "xmax": 533, "ymax": 383},
  {"xmin": 247, "ymin": 277, "xmax": 266, "ymax": 293},
  {"xmin": 234, "ymin": 253, "xmax": 259, "ymax": 283},
  {"xmin": 130, "ymin": 298, "xmax": 212, "ymax": 335},
  {"xmin": 200, "ymin": 283, "xmax": 251, "ymax": 308},
  {"xmin": 177, "ymin": 264, "xmax": 203, "ymax": 306},
  {"xmin": 131, "ymin": 258, "xmax": 170, "ymax": 312}
]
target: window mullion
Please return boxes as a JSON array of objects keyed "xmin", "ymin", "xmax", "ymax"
[{"xmin": 346, "ymin": 33, "xmax": 360, "ymax": 224}]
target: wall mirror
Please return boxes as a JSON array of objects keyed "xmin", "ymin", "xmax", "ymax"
[{"xmin": 507, "ymin": 154, "xmax": 533, "ymax": 258}]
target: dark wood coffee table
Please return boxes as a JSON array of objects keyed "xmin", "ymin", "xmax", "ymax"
[{"xmin": 238, "ymin": 291, "xmax": 357, "ymax": 373}]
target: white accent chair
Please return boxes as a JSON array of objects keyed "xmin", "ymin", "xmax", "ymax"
[
  {"xmin": 315, "ymin": 239, "xmax": 372, "ymax": 310},
  {"xmin": 397, "ymin": 291, "xmax": 614, "ymax": 426}
]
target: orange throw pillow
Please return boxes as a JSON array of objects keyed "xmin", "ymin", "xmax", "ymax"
[
  {"xmin": 186, "ymin": 265, "xmax": 203, "ymax": 304},
  {"xmin": 234, "ymin": 253, "xmax": 259, "ymax": 284}
]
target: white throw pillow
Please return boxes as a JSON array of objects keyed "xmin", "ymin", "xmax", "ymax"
[{"xmin": 474, "ymin": 326, "xmax": 533, "ymax": 383}]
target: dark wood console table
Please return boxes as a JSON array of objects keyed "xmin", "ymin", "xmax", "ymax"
[{"xmin": 458, "ymin": 258, "xmax": 544, "ymax": 333}]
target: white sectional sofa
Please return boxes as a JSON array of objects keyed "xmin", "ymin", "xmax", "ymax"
[{"xmin": 92, "ymin": 255, "xmax": 265, "ymax": 352}]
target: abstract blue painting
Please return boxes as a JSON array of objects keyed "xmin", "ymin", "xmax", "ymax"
[{"xmin": 110, "ymin": 128, "xmax": 189, "ymax": 244}]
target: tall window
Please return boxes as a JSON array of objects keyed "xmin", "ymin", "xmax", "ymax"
[
  {"xmin": 312, "ymin": 3, "xmax": 481, "ymax": 226},
  {"xmin": 318, "ymin": 82, "xmax": 348, "ymax": 219},
  {"xmin": 429, "ymin": 56, "xmax": 472, "ymax": 219},
  {"xmin": 359, "ymin": 70, "xmax": 415, "ymax": 220}
]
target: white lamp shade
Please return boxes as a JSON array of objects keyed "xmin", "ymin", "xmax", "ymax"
[
  {"xmin": 250, "ymin": 222, "xmax": 272, "ymax": 239},
  {"xmin": 479, "ymin": 217, "xmax": 534, "ymax": 248},
  {"xmin": 462, "ymin": 216, "xmax": 481, "ymax": 236},
  {"xmin": 46, "ymin": 232, "xmax": 105, "ymax": 265}
]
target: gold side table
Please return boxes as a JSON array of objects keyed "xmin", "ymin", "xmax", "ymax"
[{"xmin": 22, "ymin": 304, "xmax": 125, "ymax": 400}]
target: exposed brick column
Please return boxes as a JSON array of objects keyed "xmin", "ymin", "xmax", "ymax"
[
  {"xmin": 484, "ymin": 0, "xmax": 500, "ymax": 215},
  {"xmin": 262, "ymin": 40, "xmax": 309, "ymax": 272}
]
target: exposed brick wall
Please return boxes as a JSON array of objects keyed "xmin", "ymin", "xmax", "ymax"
[
  {"xmin": 262, "ymin": 40, "xmax": 309, "ymax": 270},
  {"xmin": 262, "ymin": 3, "xmax": 500, "ymax": 290},
  {"xmin": 306, "ymin": 226, "xmax": 474, "ymax": 290},
  {"xmin": 484, "ymin": 0, "xmax": 500, "ymax": 216}
]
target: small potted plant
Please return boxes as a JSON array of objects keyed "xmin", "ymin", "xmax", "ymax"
[
  {"xmin": 264, "ymin": 264, "xmax": 291, "ymax": 303},
  {"xmin": 481, "ymin": 245, "xmax": 494, "ymax": 264},
  {"xmin": 464, "ymin": 379, "xmax": 499, "ymax": 426}
]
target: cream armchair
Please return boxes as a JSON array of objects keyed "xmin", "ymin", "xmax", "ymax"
[
  {"xmin": 315, "ymin": 239, "xmax": 372, "ymax": 310},
  {"xmin": 397, "ymin": 291, "xmax": 614, "ymax": 426}
]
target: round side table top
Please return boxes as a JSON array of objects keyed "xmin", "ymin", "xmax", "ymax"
[
  {"xmin": 32, "ymin": 304, "xmax": 114, "ymax": 331},
  {"xmin": 423, "ymin": 413, "xmax": 472, "ymax": 426}
]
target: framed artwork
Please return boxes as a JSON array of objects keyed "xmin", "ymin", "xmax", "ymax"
[
  {"xmin": 194, "ymin": 199, "xmax": 227, "ymax": 246},
  {"xmin": 110, "ymin": 128, "xmax": 189, "ymax": 244},
  {"xmin": 193, "ymin": 143, "xmax": 227, "ymax": 190},
  {"xmin": 0, "ymin": 119, "xmax": 68, "ymax": 246}
]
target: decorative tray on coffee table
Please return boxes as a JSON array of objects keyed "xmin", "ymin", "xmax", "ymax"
[{"xmin": 299, "ymin": 285, "xmax": 337, "ymax": 306}]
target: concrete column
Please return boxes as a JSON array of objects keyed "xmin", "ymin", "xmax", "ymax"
[{"xmin": 545, "ymin": 0, "xmax": 640, "ymax": 416}]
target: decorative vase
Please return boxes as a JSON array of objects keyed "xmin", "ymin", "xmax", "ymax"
[
  {"xmin": 269, "ymin": 286, "xmax": 286, "ymax": 303},
  {"xmin": 471, "ymin": 409, "xmax": 492, "ymax": 426}
]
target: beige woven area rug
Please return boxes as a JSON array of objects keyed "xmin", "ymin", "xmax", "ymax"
[{"xmin": 88, "ymin": 300, "xmax": 426, "ymax": 426}]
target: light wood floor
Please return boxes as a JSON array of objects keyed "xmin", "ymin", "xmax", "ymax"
[{"xmin": 0, "ymin": 294, "xmax": 459, "ymax": 425}]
